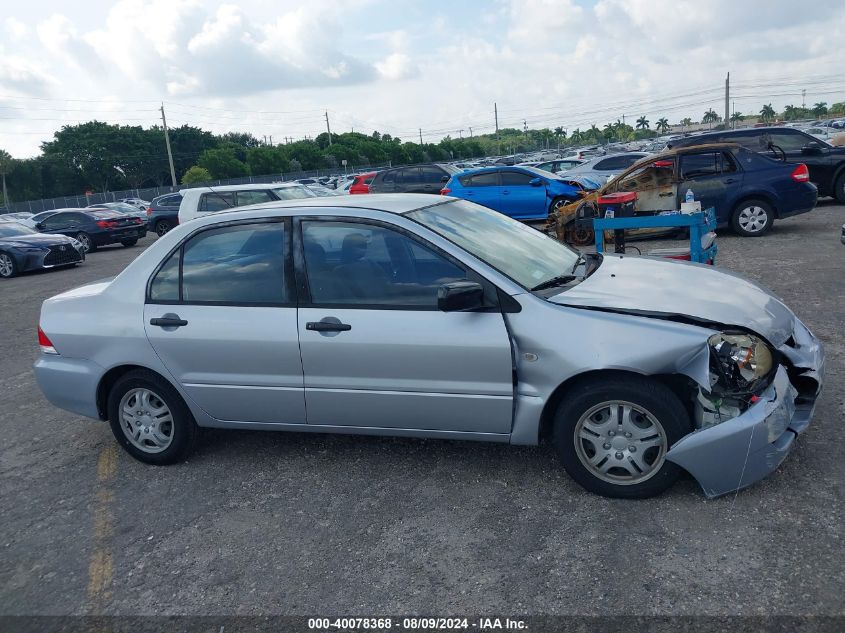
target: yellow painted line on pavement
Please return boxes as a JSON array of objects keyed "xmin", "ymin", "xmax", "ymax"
[{"xmin": 87, "ymin": 444, "xmax": 117, "ymax": 612}]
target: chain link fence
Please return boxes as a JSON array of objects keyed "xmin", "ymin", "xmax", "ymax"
[{"xmin": 2, "ymin": 164, "xmax": 395, "ymax": 214}]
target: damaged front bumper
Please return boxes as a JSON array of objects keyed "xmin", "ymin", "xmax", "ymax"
[{"xmin": 666, "ymin": 320, "xmax": 824, "ymax": 498}]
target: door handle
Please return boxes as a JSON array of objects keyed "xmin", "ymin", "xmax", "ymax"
[
  {"xmin": 502, "ymin": 190, "xmax": 510, "ymax": 195},
  {"xmin": 306, "ymin": 321, "xmax": 351, "ymax": 332},
  {"xmin": 150, "ymin": 316, "xmax": 188, "ymax": 327},
  {"xmin": 724, "ymin": 178, "xmax": 737, "ymax": 183}
]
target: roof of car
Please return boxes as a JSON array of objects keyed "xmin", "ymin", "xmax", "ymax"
[
  {"xmin": 182, "ymin": 182, "xmax": 308, "ymax": 194},
  {"xmin": 186, "ymin": 193, "xmax": 451, "ymax": 220}
]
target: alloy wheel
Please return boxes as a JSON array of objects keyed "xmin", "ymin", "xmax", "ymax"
[
  {"xmin": 573, "ymin": 400, "xmax": 668, "ymax": 485},
  {"xmin": 156, "ymin": 221, "xmax": 171, "ymax": 237},
  {"xmin": 118, "ymin": 388, "xmax": 174, "ymax": 453},
  {"xmin": 738, "ymin": 205, "xmax": 769, "ymax": 233},
  {"xmin": 0, "ymin": 253, "xmax": 13, "ymax": 277},
  {"xmin": 76, "ymin": 233, "xmax": 91, "ymax": 252}
]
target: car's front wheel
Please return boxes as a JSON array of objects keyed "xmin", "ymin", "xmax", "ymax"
[
  {"xmin": 552, "ymin": 375, "xmax": 691, "ymax": 498},
  {"xmin": 731, "ymin": 199, "xmax": 773, "ymax": 237},
  {"xmin": 0, "ymin": 252, "xmax": 18, "ymax": 278},
  {"xmin": 107, "ymin": 369, "xmax": 197, "ymax": 465},
  {"xmin": 834, "ymin": 172, "xmax": 845, "ymax": 204}
]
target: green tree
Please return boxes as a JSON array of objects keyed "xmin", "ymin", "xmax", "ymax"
[
  {"xmin": 730, "ymin": 111, "xmax": 744, "ymax": 128},
  {"xmin": 830, "ymin": 102, "xmax": 845, "ymax": 115},
  {"xmin": 181, "ymin": 166, "xmax": 211, "ymax": 184},
  {"xmin": 655, "ymin": 118, "xmax": 669, "ymax": 134},
  {"xmin": 197, "ymin": 147, "xmax": 249, "ymax": 179},
  {"xmin": 0, "ymin": 149, "xmax": 13, "ymax": 205},
  {"xmin": 812, "ymin": 102, "xmax": 828, "ymax": 117},
  {"xmin": 636, "ymin": 115, "xmax": 650, "ymax": 131},
  {"xmin": 246, "ymin": 146, "xmax": 289, "ymax": 175},
  {"xmin": 680, "ymin": 117, "xmax": 692, "ymax": 129},
  {"xmin": 702, "ymin": 109, "xmax": 721, "ymax": 129},
  {"xmin": 759, "ymin": 104, "xmax": 776, "ymax": 122}
]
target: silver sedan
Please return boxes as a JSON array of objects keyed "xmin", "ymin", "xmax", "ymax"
[{"xmin": 34, "ymin": 194, "xmax": 824, "ymax": 498}]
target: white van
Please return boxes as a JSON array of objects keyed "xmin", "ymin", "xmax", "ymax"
[{"xmin": 178, "ymin": 182, "xmax": 318, "ymax": 224}]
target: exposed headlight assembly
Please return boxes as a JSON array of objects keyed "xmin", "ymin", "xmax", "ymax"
[{"xmin": 708, "ymin": 333, "xmax": 774, "ymax": 394}]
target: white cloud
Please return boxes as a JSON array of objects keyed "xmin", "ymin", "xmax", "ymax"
[{"xmin": 376, "ymin": 53, "xmax": 417, "ymax": 81}]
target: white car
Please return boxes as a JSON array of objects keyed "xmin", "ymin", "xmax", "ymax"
[{"xmin": 178, "ymin": 182, "xmax": 319, "ymax": 224}]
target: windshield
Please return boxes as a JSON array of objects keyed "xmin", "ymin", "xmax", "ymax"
[
  {"xmin": 272, "ymin": 186, "xmax": 318, "ymax": 200},
  {"xmin": 0, "ymin": 223, "xmax": 37, "ymax": 237},
  {"xmin": 406, "ymin": 200, "xmax": 579, "ymax": 290}
]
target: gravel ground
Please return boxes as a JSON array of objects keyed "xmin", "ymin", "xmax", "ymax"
[{"xmin": 1, "ymin": 202, "xmax": 843, "ymax": 618}]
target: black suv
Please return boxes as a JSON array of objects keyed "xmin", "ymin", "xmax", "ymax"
[
  {"xmin": 668, "ymin": 127, "xmax": 845, "ymax": 202},
  {"xmin": 147, "ymin": 192, "xmax": 182, "ymax": 236},
  {"xmin": 368, "ymin": 164, "xmax": 460, "ymax": 194}
]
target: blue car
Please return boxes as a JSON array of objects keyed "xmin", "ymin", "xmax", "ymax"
[{"xmin": 441, "ymin": 166, "xmax": 593, "ymax": 220}]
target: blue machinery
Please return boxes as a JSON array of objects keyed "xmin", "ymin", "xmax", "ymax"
[{"xmin": 593, "ymin": 207, "xmax": 718, "ymax": 265}]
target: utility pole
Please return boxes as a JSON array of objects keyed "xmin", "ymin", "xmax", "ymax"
[
  {"xmin": 494, "ymin": 102, "xmax": 500, "ymax": 154},
  {"xmin": 458, "ymin": 129, "xmax": 463, "ymax": 139},
  {"xmin": 160, "ymin": 103, "xmax": 177, "ymax": 187},
  {"xmin": 732, "ymin": 100, "xmax": 736, "ymax": 129},
  {"xmin": 269, "ymin": 135, "xmax": 273, "ymax": 146},
  {"xmin": 325, "ymin": 111, "xmax": 332, "ymax": 145},
  {"xmin": 419, "ymin": 128, "xmax": 423, "ymax": 145},
  {"xmin": 469, "ymin": 126, "xmax": 473, "ymax": 137},
  {"xmin": 801, "ymin": 89, "xmax": 806, "ymax": 110},
  {"xmin": 724, "ymin": 72, "xmax": 730, "ymax": 129}
]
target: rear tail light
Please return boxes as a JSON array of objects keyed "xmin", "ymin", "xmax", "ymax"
[
  {"xmin": 791, "ymin": 163, "xmax": 810, "ymax": 182},
  {"xmin": 146, "ymin": 207, "xmax": 153, "ymax": 216},
  {"xmin": 96, "ymin": 220, "xmax": 118, "ymax": 228},
  {"xmin": 440, "ymin": 187, "xmax": 452, "ymax": 195},
  {"xmin": 132, "ymin": 217, "xmax": 142, "ymax": 224},
  {"xmin": 38, "ymin": 327, "xmax": 58, "ymax": 354}
]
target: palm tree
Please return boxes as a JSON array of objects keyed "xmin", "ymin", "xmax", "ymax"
[
  {"xmin": 603, "ymin": 123, "xmax": 615, "ymax": 141},
  {"xmin": 702, "ymin": 109, "xmax": 719, "ymax": 129},
  {"xmin": 680, "ymin": 117, "xmax": 692, "ymax": 130},
  {"xmin": 655, "ymin": 117, "xmax": 669, "ymax": 134},
  {"xmin": 730, "ymin": 111, "xmax": 743, "ymax": 129},
  {"xmin": 570, "ymin": 128, "xmax": 583, "ymax": 144},
  {"xmin": 636, "ymin": 115, "xmax": 650, "ymax": 131},
  {"xmin": 0, "ymin": 149, "xmax": 12, "ymax": 207},
  {"xmin": 553, "ymin": 126, "xmax": 566, "ymax": 150},
  {"xmin": 587, "ymin": 124, "xmax": 601, "ymax": 142},
  {"xmin": 759, "ymin": 103, "xmax": 776, "ymax": 122},
  {"xmin": 812, "ymin": 102, "xmax": 828, "ymax": 117}
]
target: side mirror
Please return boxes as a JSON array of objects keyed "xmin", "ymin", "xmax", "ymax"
[
  {"xmin": 529, "ymin": 177, "xmax": 543, "ymax": 186},
  {"xmin": 35, "ymin": 222, "xmax": 44, "ymax": 230},
  {"xmin": 437, "ymin": 281, "xmax": 485, "ymax": 312}
]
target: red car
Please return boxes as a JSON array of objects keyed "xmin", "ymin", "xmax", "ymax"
[{"xmin": 349, "ymin": 171, "xmax": 377, "ymax": 194}]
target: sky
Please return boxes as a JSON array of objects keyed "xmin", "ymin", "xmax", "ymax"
[{"xmin": 1, "ymin": 0, "xmax": 844, "ymax": 157}]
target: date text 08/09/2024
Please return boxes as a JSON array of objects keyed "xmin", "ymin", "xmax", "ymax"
[{"xmin": 308, "ymin": 617, "xmax": 527, "ymax": 630}]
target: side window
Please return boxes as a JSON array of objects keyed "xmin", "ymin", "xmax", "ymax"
[
  {"xmin": 463, "ymin": 172, "xmax": 498, "ymax": 187},
  {"xmin": 727, "ymin": 132, "xmax": 766, "ymax": 151},
  {"xmin": 149, "ymin": 249, "xmax": 180, "ymax": 301},
  {"xmin": 500, "ymin": 171, "xmax": 534, "ymax": 186},
  {"xmin": 236, "ymin": 190, "xmax": 275, "ymax": 206},
  {"xmin": 595, "ymin": 155, "xmax": 640, "ymax": 171},
  {"xmin": 420, "ymin": 166, "xmax": 446, "ymax": 183},
  {"xmin": 768, "ymin": 131, "xmax": 810, "ymax": 152},
  {"xmin": 42, "ymin": 213, "xmax": 67, "ymax": 230},
  {"xmin": 150, "ymin": 222, "xmax": 287, "ymax": 305},
  {"xmin": 381, "ymin": 171, "xmax": 396, "ymax": 184},
  {"xmin": 302, "ymin": 221, "xmax": 468, "ymax": 308},
  {"xmin": 720, "ymin": 152, "xmax": 738, "ymax": 173},
  {"xmin": 680, "ymin": 153, "xmax": 720, "ymax": 179},
  {"xmin": 199, "ymin": 192, "xmax": 235, "ymax": 212},
  {"xmin": 398, "ymin": 168, "xmax": 422, "ymax": 184},
  {"xmin": 615, "ymin": 159, "xmax": 675, "ymax": 192}
]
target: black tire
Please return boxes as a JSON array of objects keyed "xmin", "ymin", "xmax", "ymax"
[
  {"xmin": 731, "ymin": 199, "xmax": 774, "ymax": 237},
  {"xmin": 551, "ymin": 374, "xmax": 692, "ymax": 499},
  {"xmin": 155, "ymin": 220, "xmax": 172, "ymax": 236},
  {"xmin": 107, "ymin": 369, "xmax": 197, "ymax": 465},
  {"xmin": 0, "ymin": 251, "xmax": 18, "ymax": 278},
  {"xmin": 121, "ymin": 238, "xmax": 138, "ymax": 247},
  {"xmin": 834, "ymin": 172, "xmax": 845, "ymax": 204},
  {"xmin": 76, "ymin": 232, "xmax": 96, "ymax": 252}
]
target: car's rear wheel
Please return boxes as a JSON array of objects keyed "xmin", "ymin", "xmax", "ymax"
[
  {"xmin": 107, "ymin": 369, "xmax": 197, "ymax": 465},
  {"xmin": 121, "ymin": 238, "xmax": 138, "ymax": 247},
  {"xmin": 76, "ymin": 232, "xmax": 95, "ymax": 252},
  {"xmin": 731, "ymin": 199, "xmax": 773, "ymax": 237},
  {"xmin": 0, "ymin": 252, "xmax": 17, "ymax": 278},
  {"xmin": 834, "ymin": 172, "xmax": 845, "ymax": 204},
  {"xmin": 155, "ymin": 220, "xmax": 172, "ymax": 236},
  {"xmin": 551, "ymin": 375, "xmax": 691, "ymax": 498}
]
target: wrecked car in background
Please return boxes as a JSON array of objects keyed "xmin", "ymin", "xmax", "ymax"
[
  {"xmin": 549, "ymin": 143, "xmax": 818, "ymax": 244},
  {"xmin": 34, "ymin": 195, "xmax": 823, "ymax": 499}
]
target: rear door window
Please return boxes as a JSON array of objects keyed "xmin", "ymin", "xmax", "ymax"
[
  {"xmin": 679, "ymin": 153, "xmax": 720, "ymax": 179},
  {"xmin": 398, "ymin": 168, "xmax": 423, "ymax": 184},
  {"xmin": 499, "ymin": 171, "xmax": 534, "ymax": 186},
  {"xmin": 420, "ymin": 166, "xmax": 446, "ymax": 183},
  {"xmin": 199, "ymin": 192, "xmax": 235, "ymax": 212},
  {"xmin": 236, "ymin": 190, "xmax": 275, "ymax": 206}
]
